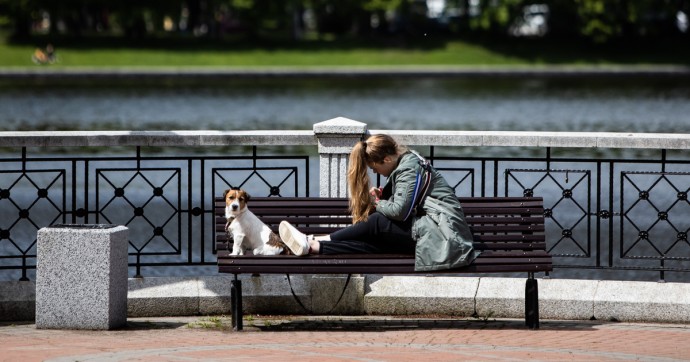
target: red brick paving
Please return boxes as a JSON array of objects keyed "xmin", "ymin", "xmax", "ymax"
[{"xmin": 1, "ymin": 316, "xmax": 689, "ymax": 361}]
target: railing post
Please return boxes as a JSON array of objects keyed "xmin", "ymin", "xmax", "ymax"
[{"xmin": 313, "ymin": 117, "xmax": 368, "ymax": 197}]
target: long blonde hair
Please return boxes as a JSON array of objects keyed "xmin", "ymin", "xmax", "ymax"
[{"xmin": 348, "ymin": 134, "xmax": 406, "ymax": 223}]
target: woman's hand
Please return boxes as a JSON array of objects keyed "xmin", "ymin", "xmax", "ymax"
[{"xmin": 369, "ymin": 187, "xmax": 382, "ymax": 205}]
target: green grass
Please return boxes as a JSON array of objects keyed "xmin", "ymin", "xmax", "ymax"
[
  {"xmin": 3, "ymin": 32, "xmax": 689, "ymax": 68},
  {"xmin": 2, "ymin": 38, "xmax": 514, "ymax": 67}
]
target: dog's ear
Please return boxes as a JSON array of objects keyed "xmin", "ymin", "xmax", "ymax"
[
  {"xmin": 244, "ymin": 192, "xmax": 251, "ymax": 202},
  {"xmin": 223, "ymin": 188, "xmax": 231, "ymax": 198}
]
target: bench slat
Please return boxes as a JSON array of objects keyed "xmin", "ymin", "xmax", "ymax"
[
  {"xmin": 216, "ymin": 215, "xmax": 545, "ymax": 225},
  {"xmin": 474, "ymin": 242, "xmax": 547, "ymax": 250},
  {"xmin": 218, "ymin": 261, "xmax": 552, "ymax": 274},
  {"xmin": 470, "ymin": 225, "xmax": 545, "ymax": 233},
  {"xmin": 215, "ymin": 228, "xmax": 546, "ymax": 239},
  {"xmin": 216, "ymin": 241, "xmax": 547, "ymax": 251},
  {"xmin": 215, "ymin": 198, "xmax": 544, "ymax": 209},
  {"xmin": 250, "ymin": 217, "xmax": 352, "ymax": 225},
  {"xmin": 220, "ymin": 206, "xmax": 543, "ymax": 215},
  {"xmin": 218, "ymin": 252, "xmax": 552, "ymax": 274},
  {"xmin": 217, "ymin": 249, "xmax": 550, "ymax": 259},
  {"xmin": 219, "ymin": 264, "xmax": 552, "ymax": 274},
  {"xmin": 216, "ymin": 197, "xmax": 542, "ymax": 206}
]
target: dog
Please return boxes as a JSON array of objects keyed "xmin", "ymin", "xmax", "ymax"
[{"xmin": 224, "ymin": 188, "xmax": 287, "ymax": 255}]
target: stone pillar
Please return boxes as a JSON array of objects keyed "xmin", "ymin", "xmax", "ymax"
[
  {"xmin": 313, "ymin": 117, "xmax": 368, "ymax": 197},
  {"xmin": 36, "ymin": 224, "xmax": 128, "ymax": 330}
]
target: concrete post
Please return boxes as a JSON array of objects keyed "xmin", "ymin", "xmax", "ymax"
[
  {"xmin": 313, "ymin": 117, "xmax": 368, "ymax": 197},
  {"xmin": 36, "ymin": 224, "xmax": 128, "ymax": 330}
]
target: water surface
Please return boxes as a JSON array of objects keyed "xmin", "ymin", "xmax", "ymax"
[{"xmin": 2, "ymin": 76, "xmax": 689, "ymax": 133}]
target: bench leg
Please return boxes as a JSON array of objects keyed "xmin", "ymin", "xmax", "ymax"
[
  {"xmin": 231, "ymin": 277, "xmax": 243, "ymax": 331},
  {"xmin": 525, "ymin": 274, "xmax": 539, "ymax": 329}
]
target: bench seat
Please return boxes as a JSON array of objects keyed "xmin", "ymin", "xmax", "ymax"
[{"xmin": 218, "ymin": 251, "xmax": 552, "ymax": 274}]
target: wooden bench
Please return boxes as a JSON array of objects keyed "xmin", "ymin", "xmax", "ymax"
[{"xmin": 215, "ymin": 196, "xmax": 552, "ymax": 331}]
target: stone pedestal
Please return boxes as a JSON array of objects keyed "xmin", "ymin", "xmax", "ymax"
[
  {"xmin": 36, "ymin": 224, "xmax": 128, "ymax": 330},
  {"xmin": 314, "ymin": 117, "xmax": 368, "ymax": 197}
]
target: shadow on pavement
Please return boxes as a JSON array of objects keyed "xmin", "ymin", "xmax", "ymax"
[
  {"xmin": 0, "ymin": 319, "xmax": 188, "ymax": 331},
  {"xmin": 124, "ymin": 320, "xmax": 189, "ymax": 330},
  {"xmin": 1, "ymin": 316, "xmax": 608, "ymax": 332},
  {"xmin": 253, "ymin": 317, "xmax": 606, "ymax": 332}
]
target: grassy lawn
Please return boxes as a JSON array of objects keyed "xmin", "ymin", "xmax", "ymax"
[
  {"xmin": 2, "ymin": 32, "xmax": 689, "ymax": 68},
  {"xmin": 2, "ymin": 37, "xmax": 517, "ymax": 67}
]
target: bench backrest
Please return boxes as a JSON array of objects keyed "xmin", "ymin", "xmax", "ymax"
[{"xmin": 215, "ymin": 196, "xmax": 545, "ymax": 253}]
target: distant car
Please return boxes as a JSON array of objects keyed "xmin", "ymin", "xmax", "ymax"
[{"xmin": 509, "ymin": 4, "xmax": 549, "ymax": 37}]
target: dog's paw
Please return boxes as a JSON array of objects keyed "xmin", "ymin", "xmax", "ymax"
[{"xmin": 230, "ymin": 248, "xmax": 244, "ymax": 256}]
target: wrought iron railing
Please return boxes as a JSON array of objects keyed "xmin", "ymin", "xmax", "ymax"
[
  {"xmin": 423, "ymin": 148, "xmax": 690, "ymax": 282},
  {"xmin": 0, "ymin": 146, "xmax": 310, "ymax": 280},
  {"xmin": 1, "ymin": 124, "xmax": 689, "ymax": 282}
]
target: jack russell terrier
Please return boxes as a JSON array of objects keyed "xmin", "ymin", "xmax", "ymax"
[{"xmin": 224, "ymin": 188, "xmax": 288, "ymax": 255}]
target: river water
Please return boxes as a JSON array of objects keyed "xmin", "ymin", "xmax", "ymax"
[{"xmin": 2, "ymin": 76, "xmax": 690, "ymax": 133}]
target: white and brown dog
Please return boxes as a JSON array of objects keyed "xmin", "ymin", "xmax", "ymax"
[{"xmin": 224, "ymin": 188, "xmax": 286, "ymax": 255}]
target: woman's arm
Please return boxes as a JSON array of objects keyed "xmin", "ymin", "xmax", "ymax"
[{"xmin": 375, "ymin": 167, "xmax": 419, "ymax": 221}]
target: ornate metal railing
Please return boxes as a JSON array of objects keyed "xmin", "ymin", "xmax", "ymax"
[
  {"xmin": 422, "ymin": 149, "xmax": 690, "ymax": 282},
  {"xmin": 1, "ymin": 122, "xmax": 690, "ymax": 282},
  {"xmin": 0, "ymin": 146, "xmax": 311, "ymax": 280}
]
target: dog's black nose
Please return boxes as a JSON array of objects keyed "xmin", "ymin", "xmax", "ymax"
[{"xmin": 232, "ymin": 204, "xmax": 239, "ymax": 210}]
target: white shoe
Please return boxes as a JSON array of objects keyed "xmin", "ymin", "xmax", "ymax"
[{"xmin": 279, "ymin": 221, "xmax": 310, "ymax": 256}]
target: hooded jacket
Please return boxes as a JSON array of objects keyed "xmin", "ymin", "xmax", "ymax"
[{"xmin": 375, "ymin": 151, "xmax": 478, "ymax": 271}]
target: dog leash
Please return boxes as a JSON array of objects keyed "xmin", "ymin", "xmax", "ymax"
[{"xmin": 286, "ymin": 273, "xmax": 352, "ymax": 315}]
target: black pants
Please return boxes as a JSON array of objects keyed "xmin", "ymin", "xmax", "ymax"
[{"xmin": 319, "ymin": 212, "xmax": 416, "ymax": 254}]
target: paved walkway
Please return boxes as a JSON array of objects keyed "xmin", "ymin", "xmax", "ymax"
[{"xmin": 1, "ymin": 316, "xmax": 689, "ymax": 361}]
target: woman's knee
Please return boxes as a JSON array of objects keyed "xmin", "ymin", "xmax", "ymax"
[
  {"xmin": 368, "ymin": 212, "xmax": 387, "ymax": 223},
  {"xmin": 365, "ymin": 212, "xmax": 389, "ymax": 230}
]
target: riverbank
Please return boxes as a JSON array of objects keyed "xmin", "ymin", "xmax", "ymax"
[
  {"xmin": 3, "ymin": 64, "xmax": 690, "ymax": 76},
  {"xmin": 2, "ymin": 64, "xmax": 689, "ymax": 87}
]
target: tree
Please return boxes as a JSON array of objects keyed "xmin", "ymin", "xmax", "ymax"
[
  {"xmin": 468, "ymin": 0, "xmax": 523, "ymax": 36},
  {"xmin": 1, "ymin": 0, "xmax": 33, "ymax": 39},
  {"xmin": 1, "ymin": 0, "xmax": 687, "ymax": 44}
]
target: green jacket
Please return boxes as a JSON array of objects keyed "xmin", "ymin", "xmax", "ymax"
[{"xmin": 375, "ymin": 151, "xmax": 478, "ymax": 271}]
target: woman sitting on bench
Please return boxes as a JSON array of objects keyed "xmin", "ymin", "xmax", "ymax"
[{"xmin": 279, "ymin": 133, "xmax": 477, "ymax": 271}]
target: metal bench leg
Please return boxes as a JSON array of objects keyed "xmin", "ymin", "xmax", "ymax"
[
  {"xmin": 525, "ymin": 273, "xmax": 539, "ymax": 329},
  {"xmin": 231, "ymin": 275, "xmax": 243, "ymax": 331}
]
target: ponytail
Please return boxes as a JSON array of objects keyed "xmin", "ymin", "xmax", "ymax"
[{"xmin": 348, "ymin": 141, "xmax": 375, "ymax": 223}]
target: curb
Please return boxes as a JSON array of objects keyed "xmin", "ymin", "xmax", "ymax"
[{"xmin": 2, "ymin": 275, "xmax": 689, "ymax": 324}]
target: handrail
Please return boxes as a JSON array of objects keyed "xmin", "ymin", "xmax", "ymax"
[
  {"xmin": 0, "ymin": 130, "xmax": 315, "ymax": 147},
  {"xmin": 2, "ymin": 130, "xmax": 689, "ymax": 149}
]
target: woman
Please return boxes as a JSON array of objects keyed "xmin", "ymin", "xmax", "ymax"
[{"xmin": 279, "ymin": 134, "xmax": 477, "ymax": 271}]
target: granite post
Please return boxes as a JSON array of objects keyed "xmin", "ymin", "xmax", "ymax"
[
  {"xmin": 35, "ymin": 224, "xmax": 128, "ymax": 329},
  {"xmin": 313, "ymin": 117, "xmax": 368, "ymax": 197}
]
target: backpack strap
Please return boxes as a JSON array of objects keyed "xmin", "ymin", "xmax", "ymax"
[{"xmin": 403, "ymin": 151, "xmax": 433, "ymax": 220}]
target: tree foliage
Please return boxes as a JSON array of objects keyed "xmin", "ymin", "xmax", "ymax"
[{"xmin": 0, "ymin": 0, "xmax": 687, "ymax": 44}]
